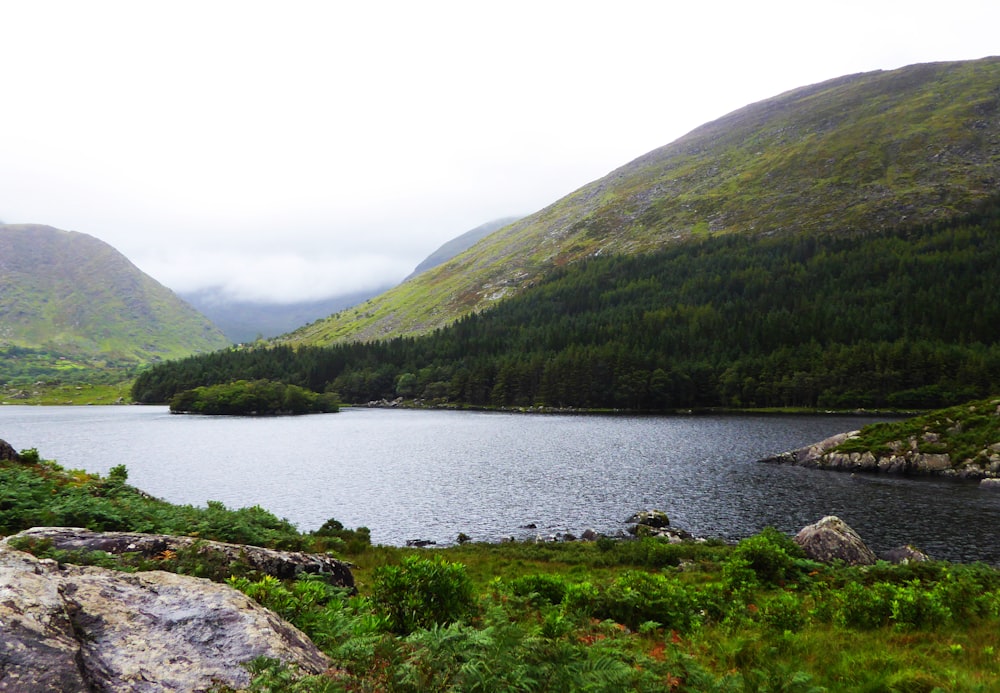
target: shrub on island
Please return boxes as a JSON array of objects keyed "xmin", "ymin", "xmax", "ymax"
[{"xmin": 169, "ymin": 379, "xmax": 339, "ymax": 416}]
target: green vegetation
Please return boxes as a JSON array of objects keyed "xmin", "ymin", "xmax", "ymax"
[
  {"xmin": 835, "ymin": 397, "xmax": 1000, "ymax": 464},
  {"xmin": 0, "ymin": 449, "xmax": 321, "ymax": 551},
  {"xmin": 2, "ymin": 379, "xmax": 132, "ymax": 405},
  {"xmin": 7, "ymin": 446, "xmax": 1000, "ymax": 690},
  {"xmin": 169, "ymin": 379, "xmax": 339, "ymax": 415},
  {"xmin": 134, "ymin": 207, "xmax": 1000, "ymax": 411},
  {"xmin": 284, "ymin": 57, "xmax": 1000, "ymax": 345}
]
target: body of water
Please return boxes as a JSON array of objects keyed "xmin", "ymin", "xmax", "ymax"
[{"xmin": 2, "ymin": 405, "xmax": 998, "ymax": 563}]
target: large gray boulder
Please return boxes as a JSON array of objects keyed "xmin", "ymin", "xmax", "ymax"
[
  {"xmin": 7, "ymin": 526, "xmax": 354, "ymax": 588},
  {"xmin": 0, "ymin": 543, "xmax": 333, "ymax": 692},
  {"xmin": 793, "ymin": 515, "xmax": 877, "ymax": 566}
]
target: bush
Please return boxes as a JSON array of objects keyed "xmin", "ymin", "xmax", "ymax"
[
  {"xmin": 505, "ymin": 573, "xmax": 568, "ymax": 605},
  {"xmin": 725, "ymin": 527, "xmax": 805, "ymax": 587},
  {"xmin": 372, "ymin": 556, "xmax": 476, "ymax": 634},
  {"xmin": 598, "ymin": 570, "xmax": 698, "ymax": 632}
]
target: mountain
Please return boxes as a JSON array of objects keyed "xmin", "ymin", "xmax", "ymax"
[
  {"xmin": 0, "ymin": 224, "xmax": 229, "ymax": 383},
  {"xmin": 403, "ymin": 217, "xmax": 522, "ymax": 281},
  {"xmin": 178, "ymin": 218, "xmax": 520, "ymax": 343},
  {"xmin": 179, "ymin": 287, "xmax": 393, "ymax": 344},
  {"xmin": 283, "ymin": 57, "xmax": 1000, "ymax": 346}
]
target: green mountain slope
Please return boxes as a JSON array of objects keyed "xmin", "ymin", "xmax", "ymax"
[
  {"xmin": 0, "ymin": 224, "xmax": 229, "ymax": 383},
  {"xmin": 285, "ymin": 57, "xmax": 1000, "ymax": 345}
]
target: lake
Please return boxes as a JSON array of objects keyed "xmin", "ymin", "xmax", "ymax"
[{"xmin": 2, "ymin": 405, "xmax": 999, "ymax": 563}]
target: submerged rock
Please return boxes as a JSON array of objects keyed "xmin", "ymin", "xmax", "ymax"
[
  {"xmin": 0, "ymin": 542, "xmax": 332, "ymax": 692},
  {"xmin": 793, "ymin": 515, "xmax": 877, "ymax": 566}
]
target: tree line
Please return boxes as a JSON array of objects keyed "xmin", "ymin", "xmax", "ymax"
[{"xmin": 133, "ymin": 203, "xmax": 1000, "ymax": 411}]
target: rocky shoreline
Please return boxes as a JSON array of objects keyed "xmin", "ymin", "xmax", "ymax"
[{"xmin": 759, "ymin": 429, "xmax": 1000, "ymax": 482}]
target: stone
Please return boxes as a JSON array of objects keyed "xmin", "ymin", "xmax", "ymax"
[
  {"xmin": 626, "ymin": 510, "xmax": 670, "ymax": 529},
  {"xmin": 980, "ymin": 478, "xmax": 1000, "ymax": 490},
  {"xmin": 912, "ymin": 453, "xmax": 952, "ymax": 473},
  {"xmin": 0, "ymin": 543, "xmax": 332, "ymax": 692},
  {"xmin": 5, "ymin": 527, "xmax": 354, "ymax": 588},
  {"xmin": 758, "ymin": 431, "xmax": 859, "ymax": 466},
  {"xmin": 793, "ymin": 515, "xmax": 877, "ymax": 566},
  {"xmin": 0, "ymin": 438, "xmax": 19, "ymax": 462},
  {"xmin": 882, "ymin": 545, "xmax": 931, "ymax": 564}
]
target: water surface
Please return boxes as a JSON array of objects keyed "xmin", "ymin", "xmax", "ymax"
[{"xmin": 2, "ymin": 406, "xmax": 998, "ymax": 563}]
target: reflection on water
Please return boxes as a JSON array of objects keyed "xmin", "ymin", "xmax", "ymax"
[{"xmin": 3, "ymin": 405, "xmax": 999, "ymax": 563}]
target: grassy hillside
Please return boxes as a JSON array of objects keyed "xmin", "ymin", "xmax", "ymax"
[
  {"xmin": 285, "ymin": 57, "xmax": 1000, "ymax": 345},
  {"xmin": 0, "ymin": 224, "xmax": 229, "ymax": 385}
]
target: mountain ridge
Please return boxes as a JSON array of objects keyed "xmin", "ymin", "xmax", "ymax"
[
  {"xmin": 283, "ymin": 56, "xmax": 1000, "ymax": 346},
  {"xmin": 0, "ymin": 224, "xmax": 229, "ymax": 382}
]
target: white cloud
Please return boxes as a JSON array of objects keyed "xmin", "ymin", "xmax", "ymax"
[{"xmin": 1, "ymin": 0, "xmax": 998, "ymax": 303}]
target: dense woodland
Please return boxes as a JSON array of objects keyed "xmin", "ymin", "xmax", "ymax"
[{"xmin": 133, "ymin": 204, "xmax": 1000, "ymax": 411}]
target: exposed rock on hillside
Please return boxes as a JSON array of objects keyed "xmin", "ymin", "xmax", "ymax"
[{"xmin": 0, "ymin": 542, "xmax": 332, "ymax": 692}]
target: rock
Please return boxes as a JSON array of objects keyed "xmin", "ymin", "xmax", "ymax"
[
  {"xmin": 758, "ymin": 431, "xmax": 859, "ymax": 466},
  {"xmin": 405, "ymin": 538, "xmax": 437, "ymax": 547},
  {"xmin": 980, "ymin": 478, "xmax": 1000, "ymax": 490},
  {"xmin": 0, "ymin": 543, "xmax": 332, "ymax": 692},
  {"xmin": 882, "ymin": 545, "xmax": 931, "ymax": 564},
  {"xmin": 912, "ymin": 453, "xmax": 952, "ymax": 473},
  {"xmin": 580, "ymin": 528, "xmax": 599, "ymax": 541},
  {"xmin": 793, "ymin": 516, "xmax": 877, "ymax": 566},
  {"xmin": 626, "ymin": 510, "xmax": 670, "ymax": 529},
  {"xmin": 4, "ymin": 527, "xmax": 354, "ymax": 588},
  {"xmin": 0, "ymin": 438, "xmax": 20, "ymax": 462}
]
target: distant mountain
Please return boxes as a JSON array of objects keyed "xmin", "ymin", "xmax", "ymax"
[
  {"xmin": 180, "ymin": 218, "xmax": 520, "ymax": 343},
  {"xmin": 284, "ymin": 57, "xmax": 1000, "ymax": 346},
  {"xmin": 0, "ymin": 224, "xmax": 229, "ymax": 383},
  {"xmin": 179, "ymin": 287, "xmax": 393, "ymax": 344},
  {"xmin": 403, "ymin": 217, "xmax": 521, "ymax": 281}
]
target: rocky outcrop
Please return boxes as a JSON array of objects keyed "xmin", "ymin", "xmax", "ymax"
[
  {"xmin": 626, "ymin": 510, "xmax": 670, "ymax": 529},
  {"xmin": 0, "ymin": 542, "xmax": 333, "ymax": 692},
  {"xmin": 793, "ymin": 515, "xmax": 878, "ymax": 566},
  {"xmin": 0, "ymin": 438, "xmax": 19, "ymax": 462},
  {"xmin": 760, "ymin": 430, "xmax": 1000, "ymax": 478},
  {"xmin": 6, "ymin": 527, "xmax": 354, "ymax": 588},
  {"xmin": 625, "ymin": 509, "xmax": 693, "ymax": 542}
]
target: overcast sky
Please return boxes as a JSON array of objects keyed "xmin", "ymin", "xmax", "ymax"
[{"xmin": 2, "ymin": 1, "xmax": 998, "ymax": 303}]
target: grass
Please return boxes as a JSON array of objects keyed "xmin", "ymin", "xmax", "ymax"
[
  {"xmin": 834, "ymin": 397, "xmax": 1000, "ymax": 468},
  {"xmin": 1, "ymin": 381, "xmax": 133, "ymax": 405}
]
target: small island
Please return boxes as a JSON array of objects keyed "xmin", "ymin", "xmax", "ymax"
[{"xmin": 168, "ymin": 379, "xmax": 340, "ymax": 416}]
